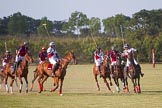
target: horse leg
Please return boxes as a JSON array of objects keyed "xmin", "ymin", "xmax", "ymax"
[
  {"xmin": 125, "ymin": 77, "xmax": 129, "ymax": 93},
  {"xmin": 9, "ymin": 77, "xmax": 15, "ymax": 94},
  {"xmin": 30, "ymin": 72, "xmax": 38, "ymax": 91},
  {"xmin": 51, "ymin": 77, "xmax": 59, "ymax": 92},
  {"xmin": 19, "ymin": 77, "xmax": 23, "ymax": 93},
  {"xmin": 38, "ymin": 75, "xmax": 48, "ymax": 93},
  {"xmin": 4, "ymin": 76, "xmax": 9, "ymax": 93},
  {"xmin": 108, "ymin": 75, "xmax": 113, "ymax": 86},
  {"xmin": 114, "ymin": 78, "xmax": 120, "ymax": 93},
  {"xmin": 94, "ymin": 75, "xmax": 100, "ymax": 91},
  {"xmin": 135, "ymin": 77, "xmax": 141, "ymax": 93},
  {"xmin": 37, "ymin": 76, "xmax": 43, "ymax": 93},
  {"xmin": 121, "ymin": 78, "xmax": 126, "ymax": 90},
  {"xmin": 103, "ymin": 77, "xmax": 112, "ymax": 92},
  {"xmin": 59, "ymin": 78, "xmax": 64, "ymax": 96},
  {"xmin": 138, "ymin": 77, "xmax": 141, "ymax": 93},
  {"xmin": 24, "ymin": 76, "xmax": 28, "ymax": 93},
  {"xmin": 131, "ymin": 79, "xmax": 136, "ymax": 93}
]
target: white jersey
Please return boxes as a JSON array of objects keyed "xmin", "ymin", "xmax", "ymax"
[
  {"xmin": 94, "ymin": 51, "xmax": 104, "ymax": 66},
  {"xmin": 47, "ymin": 47, "xmax": 59, "ymax": 65},
  {"xmin": 123, "ymin": 48, "xmax": 138, "ymax": 66}
]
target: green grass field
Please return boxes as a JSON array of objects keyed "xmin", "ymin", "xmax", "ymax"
[{"xmin": 0, "ymin": 64, "xmax": 162, "ymax": 108}]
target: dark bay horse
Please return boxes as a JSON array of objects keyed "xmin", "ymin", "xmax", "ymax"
[
  {"xmin": 3, "ymin": 53, "xmax": 33, "ymax": 93},
  {"xmin": 123, "ymin": 51, "xmax": 141, "ymax": 93},
  {"xmin": 31, "ymin": 51, "xmax": 76, "ymax": 95},
  {"xmin": 112, "ymin": 55, "xmax": 126, "ymax": 93},
  {"xmin": 93, "ymin": 55, "xmax": 112, "ymax": 92}
]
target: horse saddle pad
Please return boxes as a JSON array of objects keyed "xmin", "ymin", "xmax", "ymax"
[{"xmin": 47, "ymin": 64, "xmax": 53, "ymax": 70}]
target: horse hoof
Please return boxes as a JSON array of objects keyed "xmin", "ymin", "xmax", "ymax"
[
  {"xmin": 110, "ymin": 82, "xmax": 113, "ymax": 86},
  {"xmin": 26, "ymin": 90, "xmax": 28, "ymax": 93},
  {"xmin": 50, "ymin": 89, "xmax": 54, "ymax": 92},
  {"xmin": 19, "ymin": 90, "xmax": 22, "ymax": 93},
  {"xmin": 60, "ymin": 94, "xmax": 63, "ymax": 96}
]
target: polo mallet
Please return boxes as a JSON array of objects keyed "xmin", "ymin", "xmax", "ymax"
[
  {"xmin": 90, "ymin": 33, "xmax": 98, "ymax": 47},
  {"xmin": 5, "ymin": 42, "xmax": 7, "ymax": 51},
  {"xmin": 42, "ymin": 23, "xmax": 51, "ymax": 40},
  {"xmin": 120, "ymin": 25, "xmax": 125, "ymax": 46}
]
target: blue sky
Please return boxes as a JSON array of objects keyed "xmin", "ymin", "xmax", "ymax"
[{"xmin": 1, "ymin": 0, "xmax": 162, "ymax": 21}]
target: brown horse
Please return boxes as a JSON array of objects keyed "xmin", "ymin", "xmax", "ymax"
[
  {"xmin": 123, "ymin": 51, "xmax": 141, "ymax": 93},
  {"xmin": 93, "ymin": 55, "xmax": 112, "ymax": 92},
  {"xmin": 112, "ymin": 54, "xmax": 126, "ymax": 93},
  {"xmin": 31, "ymin": 51, "xmax": 76, "ymax": 95},
  {"xmin": 0, "ymin": 66, "xmax": 4, "ymax": 89},
  {"xmin": 3, "ymin": 53, "xmax": 33, "ymax": 93}
]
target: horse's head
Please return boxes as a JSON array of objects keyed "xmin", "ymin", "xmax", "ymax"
[
  {"xmin": 116, "ymin": 54, "xmax": 121, "ymax": 66},
  {"xmin": 127, "ymin": 51, "xmax": 135, "ymax": 64},
  {"xmin": 24, "ymin": 53, "xmax": 34, "ymax": 63},
  {"xmin": 103, "ymin": 55, "xmax": 110, "ymax": 66},
  {"xmin": 68, "ymin": 51, "xmax": 76, "ymax": 64}
]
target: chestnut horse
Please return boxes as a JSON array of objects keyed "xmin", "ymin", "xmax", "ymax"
[
  {"xmin": 123, "ymin": 51, "xmax": 141, "ymax": 93},
  {"xmin": 112, "ymin": 54, "xmax": 126, "ymax": 93},
  {"xmin": 30, "ymin": 51, "xmax": 76, "ymax": 95},
  {"xmin": 0, "ymin": 66, "xmax": 4, "ymax": 89},
  {"xmin": 93, "ymin": 55, "xmax": 112, "ymax": 92},
  {"xmin": 3, "ymin": 53, "xmax": 33, "ymax": 93}
]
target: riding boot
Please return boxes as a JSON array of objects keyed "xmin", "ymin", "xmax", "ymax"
[
  {"xmin": 52, "ymin": 63, "xmax": 59, "ymax": 77},
  {"xmin": 111, "ymin": 65, "xmax": 114, "ymax": 78},
  {"xmin": 126, "ymin": 66, "xmax": 129, "ymax": 77},
  {"xmin": 12, "ymin": 62, "xmax": 17, "ymax": 74},
  {"xmin": 136, "ymin": 64, "xmax": 144, "ymax": 77}
]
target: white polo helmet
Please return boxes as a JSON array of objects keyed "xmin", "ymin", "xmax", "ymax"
[{"xmin": 49, "ymin": 42, "xmax": 55, "ymax": 46}]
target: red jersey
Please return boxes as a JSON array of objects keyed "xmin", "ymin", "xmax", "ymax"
[
  {"xmin": 18, "ymin": 45, "xmax": 29, "ymax": 56},
  {"xmin": 109, "ymin": 50, "xmax": 119, "ymax": 62},
  {"xmin": 2, "ymin": 54, "xmax": 12, "ymax": 63},
  {"xmin": 39, "ymin": 51, "xmax": 47, "ymax": 61}
]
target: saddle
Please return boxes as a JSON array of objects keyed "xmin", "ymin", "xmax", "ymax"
[{"xmin": 47, "ymin": 64, "xmax": 53, "ymax": 70}]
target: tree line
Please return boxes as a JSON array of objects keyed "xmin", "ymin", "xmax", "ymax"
[{"xmin": 0, "ymin": 9, "xmax": 162, "ymax": 63}]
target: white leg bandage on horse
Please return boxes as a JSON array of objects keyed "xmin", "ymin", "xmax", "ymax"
[
  {"xmin": 10, "ymin": 86, "xmax": 13, "ymax": 94},
  {"xmin": 116, "ymin": 85, "xmax": 120, "ymax": 92},
  {"xmin": 26, "ymin": 84, "xmax": 28, "ymax": 90},
  {"xmin": 5, "ymin": 84, "xmax": 8, "ymax": 92},
  {"xmin": 19, "ymin": 84, "xmax": 23, "ymax": 90}
]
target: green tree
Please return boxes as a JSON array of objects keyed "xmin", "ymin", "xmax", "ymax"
[
  {"xmin": 89, "ymin": 17, "xmax": 101, "ymax": 36},
  {"xmin": 68, "ymin": 11, "xmax": 89, "ymax": 37},
  {"xmin": 7, "ymin": 12, "xmax": 27, "ymax": 35}
]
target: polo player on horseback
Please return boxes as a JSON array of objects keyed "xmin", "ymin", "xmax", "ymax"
[
  {"xmin": 47, "ymin": 42, "xmax": 59, "ymax": 77},
  {"xmin": 38, "ymin": 47, "xmax": 48, "ymax": 64},
  {"xmin": 13, "ymin": 41, "xmax": 30, "ymax": 74},
  {"xmin": 1, "ymin": 50, "xmax": 13, "ymax": 72},
  {"xmin": 122, "ymin": 43, "xmax": 144, "ymax": 77},
  {"xmin": 109, "ymin": 46, "xmax": 120, "ymax": 78},
  {"xmin": 94, "ymin": 47, "xmax": 104, "ymax": 77}
]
